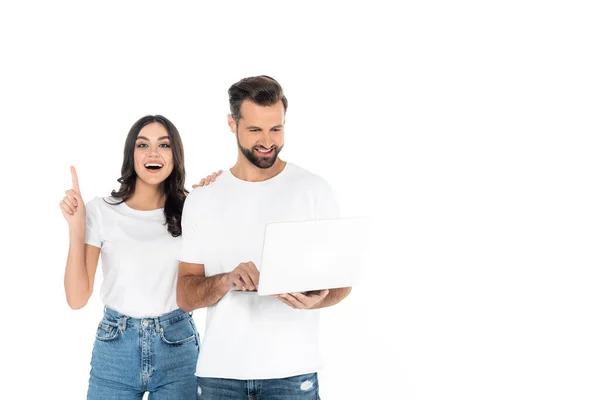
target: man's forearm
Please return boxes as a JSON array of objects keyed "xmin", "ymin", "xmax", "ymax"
[
  {"xmin": 177, "ymin": 273, "xmax": 230, "ymax": 312},
  {"xmin": 312, "ymin": 287, "xmax": 352, "ymax": 309}
]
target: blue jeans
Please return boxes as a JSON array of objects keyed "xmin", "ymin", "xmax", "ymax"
[
  {"xmin": 87, "ymin": 307, "xmax": 199, "ymax": 400},
  {"xmin": 197, "ymin": 373, "xmax": 320, "ymax": 400}
]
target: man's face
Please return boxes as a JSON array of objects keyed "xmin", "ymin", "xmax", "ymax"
[{"xmin": 229, "ymin": 100, "xmax": 285, "ymax": 169}]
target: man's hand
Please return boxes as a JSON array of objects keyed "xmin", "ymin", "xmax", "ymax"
[
  {"xmin": 273, "ymin": 290, "xmax": 329, "ymax": 309},
  {"xmin": 226, "ymin": 261, "xmax": 260, "ymax": 291}
]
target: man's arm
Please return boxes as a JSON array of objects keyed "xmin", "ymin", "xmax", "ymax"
[
  {"xmin": 275, "ymin": 287, "xmax": 352, "ymax": 310},
  {"xmin": 178, "ymin": 188, "xmax": 235, "ymax": 311},
  {"xmin": 311, "ymin": 287, "xmax": 352, "ymax": 309},
  {"xmin": 177, "ymin": 261, "xmax": 261, "ymax": 312},
  {"xmin": 176, "ymin": 262, "xmax": 230, "ymax": 312}
]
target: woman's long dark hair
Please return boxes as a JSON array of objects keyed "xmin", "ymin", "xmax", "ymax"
[{"xmin": 107, "ymin": 115, "xmax": 187, "ymax": 237}]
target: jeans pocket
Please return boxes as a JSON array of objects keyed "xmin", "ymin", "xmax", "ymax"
[
  {"xmin": 160, "ymin": 317, "xmax": 197, "ymax": 346},
  {"xmin": 95, "ymin": 319, "xmax": 120, "ymax": 342}
]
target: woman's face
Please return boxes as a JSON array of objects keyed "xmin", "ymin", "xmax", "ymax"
[{"xmin": 133, "ymin": 122, "xmax": 174, "ymax": 186}]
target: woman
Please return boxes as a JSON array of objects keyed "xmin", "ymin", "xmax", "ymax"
[{"xmin": 60, "ymin": 115, "xmax": 220, "ymax": 399}]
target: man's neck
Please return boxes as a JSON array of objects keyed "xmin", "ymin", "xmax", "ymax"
[{"xmin": 230, "ymin": 157, "xmax": 286, "ymax": 182}]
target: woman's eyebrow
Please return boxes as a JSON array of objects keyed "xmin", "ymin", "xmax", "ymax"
[{"xmin": 136, "ymin": 136, "xmax": 170, "ymax": 141}]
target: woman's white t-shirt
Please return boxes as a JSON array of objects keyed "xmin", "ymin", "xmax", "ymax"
[{"xmin": 85, "ymin": 197, "xmax": 181, "ymax": 318}]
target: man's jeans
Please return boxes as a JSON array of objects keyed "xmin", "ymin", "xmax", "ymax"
[{"xmin": 197, "ymin": 373, "xmax": 320, "ymax": 400}]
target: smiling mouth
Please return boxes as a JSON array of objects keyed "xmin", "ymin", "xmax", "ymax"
[
  {"xmin": 144, "ymin": 163, "xmax": 164, "ymax": 170},
  {"xmin": 255, "ymin": 147, "xmax": 274, "ymax": 155}
]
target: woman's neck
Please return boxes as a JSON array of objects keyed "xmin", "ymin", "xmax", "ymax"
[{"xmin": 125, "ymin": 179, "xmax": 165, "ymax": 211}]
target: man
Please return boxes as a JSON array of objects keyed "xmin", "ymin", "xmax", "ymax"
[{"xmin": 177, "ymin": 75, "xmax": 351, "ymax": 399}]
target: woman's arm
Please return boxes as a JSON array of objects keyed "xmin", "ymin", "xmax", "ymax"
[
  {"xmin": 60, "ymin": 166, "xmax": 101, "ymax": 309},
  {"xmin": 64, "ymin": 229, "xmax": 100, "ymax": 309}
]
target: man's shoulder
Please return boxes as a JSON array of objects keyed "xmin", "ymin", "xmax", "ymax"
[
  {"xmin": 184, "ymin": 177, "xmax": 229, "ymax": 207},
  {"xmin": 285, "ymin": 163, "xmax": 332, "ymax": 192}
]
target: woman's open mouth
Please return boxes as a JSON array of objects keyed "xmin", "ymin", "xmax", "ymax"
[{"xmin": 144, "ymin": 163, "xmax": 164, "ymax": 173}]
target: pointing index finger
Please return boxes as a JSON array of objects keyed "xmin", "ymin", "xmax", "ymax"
[{"xmin": 70, "ymin": 165, "xmax": 81, "ymax": 193}]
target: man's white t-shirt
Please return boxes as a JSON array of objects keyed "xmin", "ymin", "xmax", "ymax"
[
  {"xmin": 180, "ymin": 163, "xmax": 340, "ymax": 380},
  {"xmin": 85, "ymin": 197, "xmax": 181, "ymax": 318}
]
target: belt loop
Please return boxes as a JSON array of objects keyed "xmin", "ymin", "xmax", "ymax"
[
  {"xmin": 154, "ymin": 317, "xmax": 161, "ymax": 333},
  {"xmin": 118, "ymin": 316, "xmax": 128, "ymax": 332}
]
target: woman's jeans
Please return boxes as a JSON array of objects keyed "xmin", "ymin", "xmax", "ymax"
[{"xmin": 87, "ymin": 307, "xmax": 199, "ymax": 400}]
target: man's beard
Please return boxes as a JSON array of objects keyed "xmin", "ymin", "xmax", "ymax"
[{"xmin": 237, "ymin": 135, "xmax": 283, "ymax": 169}]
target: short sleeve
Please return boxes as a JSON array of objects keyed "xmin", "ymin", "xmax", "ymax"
[
  {"xmin": 315, "ymin": 179, "xmax": 341, "ymax": 220},
  {"xmin": 85, "ymin": 198, "xmax": 102, "ymax": 248},
  {"xmin": 179, "ymin": 190, "xmax": 207, "ymax": 264}
]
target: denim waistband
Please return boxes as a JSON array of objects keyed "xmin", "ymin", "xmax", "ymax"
[{"xmin": 102, "ymin": 306, "xmax": 192, "ymax": 331}]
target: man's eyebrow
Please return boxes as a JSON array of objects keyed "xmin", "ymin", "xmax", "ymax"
[{"xmin": 245, "ymin": 125, "xmax": 283, "ymax": 130}]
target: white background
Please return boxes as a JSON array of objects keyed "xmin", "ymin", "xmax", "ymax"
[{"xmin": 0, "ymin": 1, "xmax": 598, "ymax": 399}]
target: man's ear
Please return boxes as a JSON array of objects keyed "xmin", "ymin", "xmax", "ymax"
[{"xmin": 227, "ymin": 114, "xmax": 237, "ymax": 133}]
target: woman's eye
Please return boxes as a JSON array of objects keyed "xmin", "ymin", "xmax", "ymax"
[
  {"xmin": 159, "ymin": 143, "xmax": 171, "ymax": 148},
  {"xmin": 137, "ymin": 143, "xmax": 148, "ymax": 148}
]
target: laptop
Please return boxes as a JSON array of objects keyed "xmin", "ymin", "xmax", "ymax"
[{"xmin": 256, "ymin": 217, "xmax": 370, "ymax": 296}]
